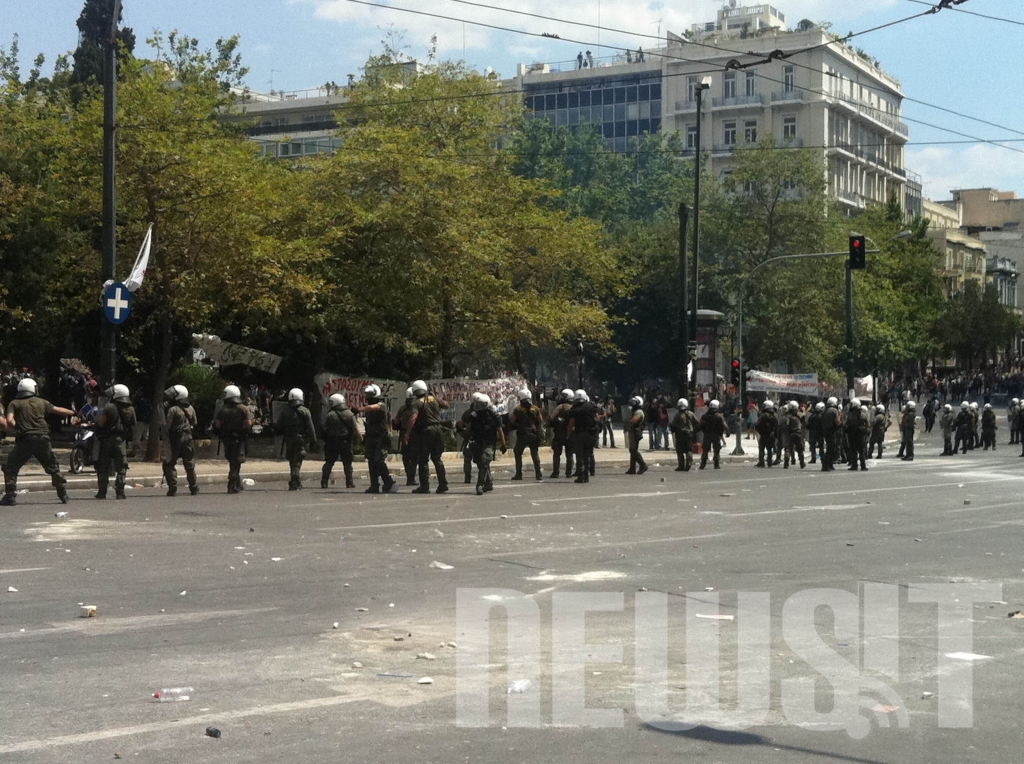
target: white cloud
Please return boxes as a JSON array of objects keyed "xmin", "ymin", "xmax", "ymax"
[{"xmin": 907, "ymin": 144, "xmax": 1024, "ymax": 201}]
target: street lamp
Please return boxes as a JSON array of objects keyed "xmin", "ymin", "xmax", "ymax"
[{"xmin": 690, "ymin": 75, "xmax": 712, "ymax": 403}]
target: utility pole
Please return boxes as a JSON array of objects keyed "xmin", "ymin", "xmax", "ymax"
[
  {"xmin": 845, "ymin": 259, "xmax": 856, "ymax": 399},
  {"xmin": 100, "ymin": 0, "xmax": 122, "ymax": 387},
  {"xmin": 678, "ymin": 203, "xmax": 689, "ymax": 397},
  {"xmin": 691, "ymin": 78, "xmax": 710, "ymax": 404}
]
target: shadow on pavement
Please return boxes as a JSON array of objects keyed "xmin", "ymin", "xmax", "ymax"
[{"xmin": 643, "ymin": 723, "xmax": 893, "ymax": 764}]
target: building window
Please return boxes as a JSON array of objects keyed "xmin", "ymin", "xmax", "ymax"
[
  {"xmin": 724, "ymin": 121, "xmax": 737, "ymax": 145},
  {"xmin": 745, "ymin": 71, "xmax": 756, "ymax": 97},
  {"xmin": 744, "ymin": 120, "xmax": 757, "ymax": 143},
  {"xmin": 687, "ymin": 76, "xmax": 698, "ymax": 102},
  {"xmin": 783, "ymin": 65, "xmax": 795, "ymax": 92},
  {"xmin": 686, "ymin": 125, "xmax": 697, "ymax": 149},
  {"xmin": 783, "ymin": 115, "xmax": 797, "ymax": 140},
  {"xmin": 723, "ymin": 72, "xmax": 736, "ymax": 99}
]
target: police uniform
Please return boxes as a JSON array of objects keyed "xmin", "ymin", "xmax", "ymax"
[
  {"xmin": 467, "ymin": 405, "xmax": 502, "ymax": 494},
  {"xmin": 549, "ymin": 399, "xmax": 575, "ymax": 479},
  {"xmin": 626, "ymin": 405, "xmax": 647, "ymax": 475},
  {"xmin": 396, "ymin": 398, "xmax": 418, "ymax": 485},
  {"xmin": 981, "ymin": 407, "xmax": 998, "ymax": 450},
  {"xmin": 278, "ymin": 400, "xmax": 316, "ymax": 490},
  {"xmin": 456, "ymin": 408, "xmax": 474, "ymax": 484},
  {"xmin": 869, "ymin": 409, "xmax": 889, "ymax": 459},
  {"xmin": 900, "ymin": 407, "xmax": 917, "ymax": 461},
  {"xmin": 784, "ymin": 408, "xmax": 807, "ymax": 469},
  {"xmin": 842, "ymin": 405, "xmax": 869, "ymax": 471},
  {"xmin": 806, "ymin": 407, "xmax": 823, "ymax": 464},
  {"xmin": 754, "ymin": 408, "xmax": 777, "ymax": 468},
  {"xmin": 2, "ymin": 393, "xmax": 69, "ymax": 505},
  {"xmin": 410, "ymin": 394, "xmax": 448, "ymax": 494},
  {"xmin": 215, "ymin": 399, "xmax": 251, "ymax": 493},
  {"xmin": 698, "ymin": 407, "xmax": 727, "ymax": 469},
  {"xmin": 322, "ymin": 404, "xmax": 358, "ymax": 488},
  {"xmin": 669, "ymin": 407, "xmax": 699, "ymax": 471},
  {"xmin": 510, "ymin": 400, "xmax": 544, "ymax": 481},
  {"xmin": 568, "ymin": 399, "xmax": 598, "ymax": 482},
  {"xmin": 96, "ymin": 397, "xmax": 136, "ymax": 499},
  {"xmin": 821, "ymin": 403, "xmax": 841, "ymax": 472},
  {"xmin": 163, "ymin": 398, "xmax": 199, "ymax": 496},
  {"xmin": 939, "ymin": 407, "xmax": 955, "ymax": 455},
  {"xmin": 362, "ymin": 402, "xmax": 395, "ymax": 493}
]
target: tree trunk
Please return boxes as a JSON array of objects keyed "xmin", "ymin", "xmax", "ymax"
[
  {"xmin": 144, "ymin": 310, "xmax": 174, "ymax": 462},
  {"xmin": 440, "ymin": 287, "xmax": 455, "ymax": 378}
]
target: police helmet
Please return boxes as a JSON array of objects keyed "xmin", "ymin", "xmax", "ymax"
[
  {"xmin": 788, "ymin": 401, "xmax": 799, "ymax": 411},
  {"xmin": 630, "ymin": 395, "xmax": 643, "ymax": 408},
  {"xmin": 961, "ymin": 401, "xmax": 969, "ymax": 410},
  {"xmin": 710, "ymin": 399, "xmax": 720, "ymax": 410},
  {"xmin": 518, "ymin": 388, "xmax": 532, "ymax": 404},
  {"xmin": 969, "ymin": 402, "xmax": 978, "ymax": 411},
  {"xmin": 16, "ymin": 378, "xmax": 37, "ymax": 399},
  {"xmin": 288, "ymin": 388, "xmax": 304, "ymax": 407},
  {"xmin": 677, "ymin": 398, "xmax": 688, "ymax": 411},
  {"xmin": 984, "ymin": 403, "xmax": 992, "ymax": 410},
  {"xmin": 561, "ymin": 388, "xmax": 574, "ymax": 402},
  {"xmin": 1014, "ymin": 398, "xmax": 1020, "ymax": 406},
  {"xmin": 943, "ymin": 403, "xmax": 952, "ymax": 412},
  {"xmin": 363, "ymin": 384, "xmax": 382, "ymax": 401},
  {"xmin": 329, "ymin": 393, "xmax": 348, "ymax": 411},
  {"xmin": 763, "ymin": 400, "xmax": 775, "ymax": 411},
  {"xmin": 223, "ymin": 385, "xmax": 242, "ymax": 403},
  {"xmin": 814, "ymin": 402, "xmax": 825, "ymax": 411},
  {"xmin": 109, "ymin": 383, "xmax": 131, "ymax": 403},
  {"xmin": 850, "ymin": 398, "xmax": 861, "ymax": 409},
  {"xmin": 405, "ymin": 387, "xmax": 414, "ymax": 401},
  {"xmin": 876, "ymin": 404, "xmax": 885, "ymax": 413},
  {"xmin": 411, "ymin": 380, "xmax": 428, "ymax": 398},
  {"xmin": 574, "ymin": 389, "xmax": 589, "ymax": 403},
  {"xmin": 907, "ymin": 400, "xmax": 916, "ymax": 410}
]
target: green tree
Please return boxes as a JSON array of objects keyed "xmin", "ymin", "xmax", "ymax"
[
  {"xmin": 69, "ymin": 0, "xmax": 135, "ymax": 91},
  {"xmin": 61, "ymin": 32, "xmax": 322, "ymax": 459},
  {"xmin": 303, "ymin": 52, "xmax": 625, "ymax": 378}
]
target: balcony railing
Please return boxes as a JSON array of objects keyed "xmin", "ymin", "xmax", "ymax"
[
  {"xmin": 246, "ymin": 119, "xmax": 339, "ymax": 137},
  {"xmin": 771, "ymin": 89, "xmax": 805, "ymax": 103},
  {"xmin": 712, "ymin": 93, "xmax": 765, "ymax": 108},
  {"xmin": 829, "ymin": 95, "xmax": 909, "ymax": 137},
  {"xmin": 674, "ymin": 100, "xmax": 698, "ymax": 113}
]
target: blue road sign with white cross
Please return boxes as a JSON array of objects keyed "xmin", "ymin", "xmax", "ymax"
[{"xmin": 103, "ymin": 281, "xmax": 132, "ymax": 325}]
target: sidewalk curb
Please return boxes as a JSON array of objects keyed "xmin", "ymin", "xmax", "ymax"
[{"xmin": 14, "ymin": 452, "xmax": 765, "ymax": 493}]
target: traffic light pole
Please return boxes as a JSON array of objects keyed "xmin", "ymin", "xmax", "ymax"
[{"xmin": 734, "ymin": 248, "xmax": 878, "ymax": 443}]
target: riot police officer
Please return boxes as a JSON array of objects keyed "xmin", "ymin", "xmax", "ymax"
[
  {"xmin": 783, "ymin": 400, "xmax": 806, "ymax": 469},
  {"xmin": 277, "ymin": 388, "xmax": 316, "ymax": 490},
  {"xmin": 549, "ymin": 388, "xmax": 575, "ymax": 479},
  {"xmin": 214, "ymin": 385, "xmax": 252, "ymax": 494},
  {"xmin": 510, "ymin": 388, "xmax": 544, "ymax": 481},
  {"xmin": 405, "ymin": 380, "xmax": 449, "ymax": 494},
  {"xmin": 670, "ymin": 398, "xmax": 699, "ymax": 472},
  {"xmin": 1, "ymin": 379, "xmax": 74, "ymax": 506},
  {"xmin": 625, "ymin": 395, "xmax": 648, "ymax": 475},
  {"xmin": 162, "ymin": 384, "xmax": 199, "ymax": 497},
  {"xmin": 755, "ymin": 400, "xmax": 777, "ymax": 468},
  {"xmin": 566, "ymin": 390, "xmax": 597, "ymax": 483},
  {"xmin": 843, "ymin": 398, "xmax": 869, "ymax": 471},
  {"xmin": 96, "ymin": 384, "xmax": 137, "ymax": 500},
  {"xmin": 821, "ymin": 397, "xmax": 841, "ymax": 472},
  {"xmin": 698, "ymin": 400, "xmax": 727, "ymax": 470},
  {"xmin": 466, "ymin": 392, "xmax": 505, "ymax": 495},
  {"xmin": 357, "ymin": 384, "xmax": 397, "ymax": 494},
  {"xmin": 322, "ymin": 393, "xmax": 359, "ymax": 488},
  {"xmin": 900, "ymin": 401, "xmax": 917, "ymax": 461}
]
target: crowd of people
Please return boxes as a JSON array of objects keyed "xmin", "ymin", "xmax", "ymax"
[{"xmin": 3, "ymin": 368, "xmax": 1021, "ymax": 506}]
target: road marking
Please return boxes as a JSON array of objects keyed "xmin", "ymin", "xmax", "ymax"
[
  {"xmin": 0, "ymin": 694, "xmax": 361, "ymax": 754},
  {"xmin": 483, "ymin": 532, "xmax": 724, "ymax": 559},
  {"xmin": 528, "ymin": 491, "xmax": 684, "ymax": 503},
  {"xmin": 322, "ymin": 508, "xmax": 605, "ymax": 531},
  {"xmin": 0, "ymin": 567, "xmax": 51, "ymax": 574},
  {"xmin": 0, "ymin": 608, "xmax": 277, "ymax": 641},
  {"xmin": 807, "ymin": 478, "xmax": 1020, "ymax": 497}
]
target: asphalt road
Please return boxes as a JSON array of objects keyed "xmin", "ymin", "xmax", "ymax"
[{"xmin": 1, "ymin": 428, "xmax": 1022, "ymax": 763}]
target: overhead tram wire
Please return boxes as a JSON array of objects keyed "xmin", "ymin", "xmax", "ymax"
[
  {"xmin": 437, "ymin": 0, "xmax": 1024, "ymax": 140},
  {"xmin": 905, "ymin": 0, "xmax": 1024, "ymax": 27},
  {"xmin": 344, "ymin": 0, "xmax": 1024, "ymax": 154}
]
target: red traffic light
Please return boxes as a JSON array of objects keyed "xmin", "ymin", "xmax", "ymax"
[{"xmin": 731, "ymin": 359, "xmax": 740, "ymax": 369}]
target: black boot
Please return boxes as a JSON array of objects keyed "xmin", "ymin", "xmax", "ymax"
[{"xmin": 0, "ymin": 492, "xmax": 16, "ymax": 506}]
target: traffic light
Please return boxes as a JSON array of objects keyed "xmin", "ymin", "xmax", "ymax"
[
  {"xmin": 849, "ymin": 235, "xmax": 866, "ymax": 270},
  {"xmin": 731, "ymin": 358, "xmax": 741, "ymax": 386}
]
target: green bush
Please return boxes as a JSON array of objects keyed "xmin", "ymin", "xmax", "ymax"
[{"xmin": 169, "ymin": 364, "xmax": 226, "ymax": 433}]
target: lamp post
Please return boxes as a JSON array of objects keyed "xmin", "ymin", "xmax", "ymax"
[
  {"xmin": 100, "ymin": 0, "xmax": 123, "ymax": 387},
  {"xmin": 690, "ymin": 76, "xmax": 712, "ymax": 404}
]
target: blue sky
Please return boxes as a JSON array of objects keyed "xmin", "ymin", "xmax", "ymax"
[{"xmin": 4, "ymin": 0, "xmax": 1023, "ymax": 199}]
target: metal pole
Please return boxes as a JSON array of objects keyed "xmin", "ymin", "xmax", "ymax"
[
  {"xmin": 100, "ymin": 0, "xmax": 122, "ymax": 387},
  {"xmin": 690, "ymin": 87, "xmax": 703, "ymax": 405},
  {"xmin": 846, "ymin": 259, "xmax": 855, "ymax": 399},
  {"xmin": 678, "ymin": 203, "xmax": 689, "ymax": 396},
  {"xmin": 732, "ymin": 282, "xmax": 745, "ymax": 455}
]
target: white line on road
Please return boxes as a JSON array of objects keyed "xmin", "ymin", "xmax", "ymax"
[
  {"xmin": 0, "ymin": 567, "xmax": 51, "ymax": 574},
  {"xmin": 807, "ymin": 478, "xmax": 1021, "ymax": 497},
  {"xmin": 322, "ymin": 508, "xmax": 606, "ymax": 531},
  {"xmin": 528, "ymin": 491, "xmax": 685, "ymax": 503},
  {"xmin": 0, "ymin": 694, "xmax": 360, "ymax": 754},
  {"xmin": 483, "ymin": 532, "xmax": 725, "ymax": 559}
]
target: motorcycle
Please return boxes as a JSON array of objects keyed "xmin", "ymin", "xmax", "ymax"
[{"xmin": 69, "ymin": 426, "xmax": 98, "ymax": 474}]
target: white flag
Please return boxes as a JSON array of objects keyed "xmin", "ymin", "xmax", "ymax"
[{"xmin": 125, "ymin": 223, "xmax": 152, "ymax": 293}]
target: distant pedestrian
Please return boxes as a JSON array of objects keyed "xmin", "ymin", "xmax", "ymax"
[
  {"xmin": 586, "ymin": 51, "xmax": 594, "ymax": 68},
  {"xmin": 637, "ymin": 47, "xmax": 645, "ymax": 62},
  {"xmin": 577, "ymin": 51, "xmax": 584, "ymax": 70}
]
